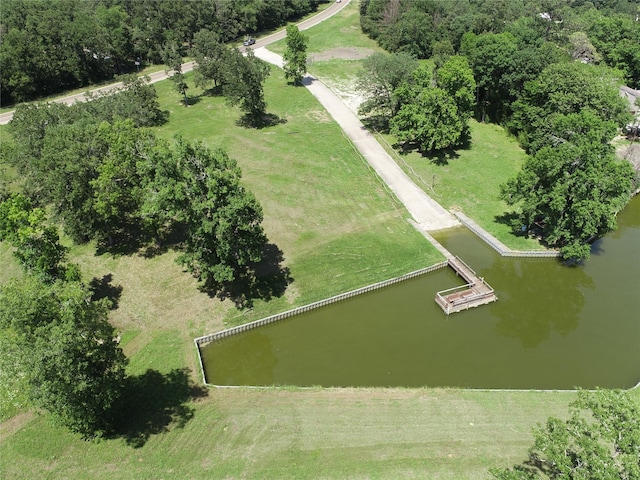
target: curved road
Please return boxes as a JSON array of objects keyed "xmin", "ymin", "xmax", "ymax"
[{"xmin": 0, "ymin": 0, "xmax": 350, "ymax": 125}]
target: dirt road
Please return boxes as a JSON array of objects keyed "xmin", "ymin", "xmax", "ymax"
[{"xmin": 255, "ymin": 48, "xmax": 459, "ymax": 232}]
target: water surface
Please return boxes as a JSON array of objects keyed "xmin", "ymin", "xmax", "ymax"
[{"xmin": 201, "ymin": 196, "xmax": 640, "ymax": 389}]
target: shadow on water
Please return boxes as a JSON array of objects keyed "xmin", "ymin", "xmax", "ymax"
[
  {"xmin": 486, "ymin": 256, "xmax": 593, "ymax": 349},
  {"xmin": 108, "ymin": 368, "xmax": 208, "ymax": 448}
]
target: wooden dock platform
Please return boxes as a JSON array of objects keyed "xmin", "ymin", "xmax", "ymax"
[{"xmin": 435, "ymin": 256, "xmax": 497, "ymax": 315}]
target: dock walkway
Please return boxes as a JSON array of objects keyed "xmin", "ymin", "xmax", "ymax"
[
  {"xmin": 417, "ymin": 228, "xmax": 497, "ymax": 314},
  {"xmin": 435, "ymin": 256, "xmax": 497, "ymax": 315}
]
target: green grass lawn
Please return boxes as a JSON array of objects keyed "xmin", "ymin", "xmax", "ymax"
[
  {"xmin": 153, "ymin": 66, "xmax": 441, "ymax": 325},
  {"xmin": 270, "ymin": 0, "xmax": 384, "ymax": 101},
  {"xmin": 0, "ymin": 386, "xmax": 577, "ymax": 480},
  {"xmin": 379, "ymin": 121, "xmax": 545, "ymax": 251}
]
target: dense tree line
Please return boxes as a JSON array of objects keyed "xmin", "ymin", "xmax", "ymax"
[
  {"xmin": 357, "ymin": 0, "xmax": 639, "ymax": 260},
  {"xmin": 0, "ymin": 0, "xmax": 328, "ymax": 105},
  {"xmin": 360, "ymin": 0, "xmax": 640, "ymax": 91},
  {"xmin": 0, "ymin": 64, "xmax": 278, "ymax": 436},
  {"xmin": 4, "ymin": 84, "xmax": 270, "ymax": 295}
]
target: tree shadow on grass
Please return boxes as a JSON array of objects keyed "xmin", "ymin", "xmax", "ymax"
[
  {"xmin": 94, "ymin": 221, "xmax": 154, "ymax": 257},
  {"xmin": 494, "ymin": 211, "xmax": 531, "ymax": 239},
  {"xmin": 207, "ymin": 242, "xmax": 294, "ymax": 309},
  {"xmin": 108, "ymin": 368, "xmax": 208, "ymax": 448},
  {"xmin": 201, "ymin": 85, "xmax": 223, "ymax": 97},
  {"xmin": 185, "ymin": 94, "xmax": 202, "ymax": 106},
  {"xmin": 495, "ymin": 212, "xmax": 559, "ymax": 249},
  {"xmin": 89, "ymin": 273, "xmax": 123, "ymax": 310},
  {"xmin": 423, "ymin": 148, "xmax": 460, "ymax": 165},
  {"xmin": 236, "ymin": 112, "xmax": 287, "ymax": 129},
  {"xmin": 361, "ymin": 116, "xmax": 391, "ymax": 133}
]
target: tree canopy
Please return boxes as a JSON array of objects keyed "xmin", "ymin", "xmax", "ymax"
[
  {"xmin": 144, "ymin": 137, "xmax": 268, "ymax": 289},
  {"xmin": 221, "ymin": 48, "xmax": 271, "ymax": 125},
  {"xmin": 0, "ymin": 0, "xmax": 324, "ymax": 106},
  {"xmin": 389, "ymin": 57, "xmax": 475, "ymax": 153},
  {"xmin": 355, "ymin": 52, "xmax": 418, "ymax": 126},
  {"xmin": 501, "ymin": 110, "xmax": 635, "ymax": 260},
  {"xmin": 0, "ymin": 193, "xmax": 71, "ymax": 282},
  {"xmin": 491, "ymin": 389, "xmax": 640, "ymax": 479},
  {"xmin": 0, "ymin": 274, "xmax": 127, "ymax": 438},
  {"xmin": 283, "ymin": 25, "xmax": 309, "ymax": 85},
  {"xmin": 190, "ymin": 29, "xmax": 227, "ymax": 91},
  {"xmin": 511, "ymin": 62, "xmax": 631, "ymax": 150}
]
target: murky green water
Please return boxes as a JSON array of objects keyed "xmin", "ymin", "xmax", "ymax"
[{"xmin": 201, "ymin": 196, "xmax": 640, "ymax": 389}]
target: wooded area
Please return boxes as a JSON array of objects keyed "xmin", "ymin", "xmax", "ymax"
[
  {"xmin": 0, "ymin": 0, "xmax": 328, "ymax": 105},
  {"xmin": 356, "ymin": 0, "xmax": 639, "ymax": 260}
]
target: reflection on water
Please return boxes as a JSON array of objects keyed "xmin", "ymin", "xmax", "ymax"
[
  {"xmin": 201, "ymin": 196, "xmax": 640, "ymax": 389},
  {"xmin": 489, "ymin": 259, "xmax": 592, "ymax": 348}
]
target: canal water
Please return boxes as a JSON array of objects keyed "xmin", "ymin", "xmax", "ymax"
[{"xmin": 200, "ymin": 195, "xmax": 640, "ymax": 389}]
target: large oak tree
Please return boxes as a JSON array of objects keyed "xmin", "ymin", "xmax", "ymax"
[
  {"xmin": 491, "ymin": 389, "xmax": 640, "ymax": 479},
  {"xmin": 0, "ymin": 277, "xmax": 128, "ymax": 438},
  {"xmin": 500, "ymin": 110, "xmax": 635, "ymax": 260}
]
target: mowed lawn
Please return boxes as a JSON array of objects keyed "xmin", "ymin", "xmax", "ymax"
[
  {"xmin": 379, "ymin": 122, "xmax": 544, "ymax": 251},
  {"xmin": 152, "ymin": 65, "xmax": 442, "ymax": 325},
  {"xmin": 1, "ymin": 385, "xmax": 577, "ymax": 480}
]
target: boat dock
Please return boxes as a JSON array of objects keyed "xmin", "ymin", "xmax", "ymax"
[{"xmin": 434, "ymin": 256, "xmax": 497, "ymax": 315}]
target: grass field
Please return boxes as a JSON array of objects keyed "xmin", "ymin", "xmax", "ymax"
[
  {"xmin": 1, "ymin": 2, "xmax": 638, "ymax": 479},
  {"xmin": 0, "ymin": 387, "xmax": 577, "ymax": 480},
  {"xmin": 378, "ymin": 121, "xmax": 545, "ymax": 251}
]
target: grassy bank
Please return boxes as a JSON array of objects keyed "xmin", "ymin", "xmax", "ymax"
[
  {"xmin": 0, "ymin": 386, "xmax": 576, "ymax": 480},
  {"xmin": 378, "ymin": 121, "xmax": 545, "ymax": 251}
]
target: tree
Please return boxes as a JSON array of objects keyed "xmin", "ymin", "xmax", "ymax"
[
  {"xmin": 0, "ymin": 193, "xmax": 69, "ymax": 282},
  {"xmin": 460, "ymin": 31, "xmax": 519, "ymax": 122},
  {"xmin": 0, "ymin": 277, "xmax": 128, "ymax": 438},
  {"xmin": 587, "ymin": 13, "xmax": 640, "ymax": 89},
  {"xmin": 380, "ymin": 9, "xmax": 435, "ymax": 58},
  {"xmin": 390, "ymin": 87, "xmax": 464, "ymax": 153},
  {"xmin": 94, "ymin": 5, "xmax": 134, "ymax": 75},
  {"xmin": 355, "ymin": 52, "xmax": 418, "ymax": 127},
  {"xmin": 282, "ymin": 25, "xmax": 308, "ymax": 85},
  {"xmin": 434, "ymin": 55, "xmax": 476, "ymax": 121},
  {"xmin": 511, "ymin": 62, "xmax": 631, "ymax": 150},
  {"xmin": 36, "ymin": 120, "xmax": 104, "ymax": 243},
  {"xmin": 390, "ymin": 58, "xmax": 474, "ymax": 154},
  {"xmin": 221, "ymin": 48, "xmax": 271, "ymax": 124},
  {"xmin": 490, "ymin": 389, "xmax": 640, "ymax": 479},
  {"xmin": 500, "ymin": 110, "xmax": 635, "ymax": 260},
  {"xmin": 190, "ymin": 29, "xmax": 227, "ymax": 90},
  {"xmin": 142, "ymin": 137, "xmax": 268, "ymax": 289},
  {"xmin": 90, "ymin": 120, "xmax": 155, "ymax": 245},
  {"xmin": 162, "ymin": 42, "xmax": 189, "ymax": 106},
  {"xmin": 83, "ymin": 75, "xmax": 167, "ymax": 127},
  {"xmin": 173, "ymin": 138, "xmax": 267, "ymax": 287}
]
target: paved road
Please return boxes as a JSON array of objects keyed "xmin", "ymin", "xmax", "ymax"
[
  {"xmin": 2, "ymin": 0, "xmax": 457, "ymax": 231},
  {"xmin": 254, "ymin": 48, "xmax": 459, "ymax": 232},
  {"xmin": 0, "ymin": 0, "xmax": 349, "ymax": 125}
]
